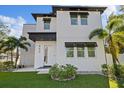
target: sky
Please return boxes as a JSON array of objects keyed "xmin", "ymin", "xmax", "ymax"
[{"xmin": 0, "ymin": 5, "xmax": 120, "ymax": 37}]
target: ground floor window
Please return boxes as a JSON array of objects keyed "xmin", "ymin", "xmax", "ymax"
[
  {"xmin": 66, "ymin": 47, "xmax": 74, "ymax": 57},
  {"xmin": 65, "ymin": 42, "xmax": 97, "ymax": 58},
  {"xmin": 88, "ymin": 47, "xmax": 95, "ymax": 57},
  {"xmin": 77, "ymin": 47, "xmax": 84, "ymax": 57},
  {"xmin": 66, "ymin": 47, "xmax": 96, "ymax": 58}
]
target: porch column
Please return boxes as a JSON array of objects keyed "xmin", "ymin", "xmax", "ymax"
[{"xmin": 34, "ymin": 42, "xmax": 44, "ymax": 69}]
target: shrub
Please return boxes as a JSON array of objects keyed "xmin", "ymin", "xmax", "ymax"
[
  {"xmin": 115, "ymin": 65, "xmax": 124, "ymax": 78},
  {"xmin": 49, "ymin": 64, "xmax": 60, "ymax": 79},
  {"xmin": 0, "ymin": 61, "xmax": 14, "ymax": 71},
  {"xmin": 101, "ymin": 64, "xmax": 109, "ymax": 75},
  {"xmin": 49, "ymin": 64, "xmax": 77, "ymax": 81},
  {"xmin": 64, "ymin": 64, "xmax": 77, "ymax": 78},
  {"xmin": 101, "ymin": 64, "xmax": 124, "ymax": 79}
]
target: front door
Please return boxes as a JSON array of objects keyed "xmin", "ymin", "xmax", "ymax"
[{"xmin": 43, "ymin": 45, "xmax": 56, "ymax": 66}]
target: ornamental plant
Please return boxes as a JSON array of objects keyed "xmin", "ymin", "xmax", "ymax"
[{"xmin": 49, "ymin": 64, "xmax": 77, "ymax": 81}]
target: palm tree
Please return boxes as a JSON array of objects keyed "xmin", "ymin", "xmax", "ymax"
[
  {"xmin": 0, "ymin": 40, "xmax": 4, "ymax": 53},
  {"xmin": 1, "ymin": 37, "xmax": 17, "ymax": 62},
  {"xmin": 0, "ymin": 24, "xmax": 10, "ymax": 41},
  {"xmin": 14, "ymin": 36, "xmax": 31, "ymax": 67},
  {"xmin": 89, "ymin": 14, "xmax": 124, "ymax": 77},
  {"xmin": 1, "ymin": 36, "xmax": 30, "ymax": 67}
]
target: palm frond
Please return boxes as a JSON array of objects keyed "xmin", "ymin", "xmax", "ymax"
[
  {"xmin": 22, "ymin": 42, "xmax": 31, "ymax": 47},
  {"xmin": 107, "ymin": 18, "xmax": 124, "ymax": 31},
  {"xmin": 19, "ymin": 36, "xmax": 27, "ymax": 41},
  {"xmin": 112, "ymin": 31, "xmax": 124, "ymax": 42},
  {"xmin": 89, "ymin": 28, "xmax": 108, "ymax": 39},
  {"xmin": 19, "ymin": 44, "xmax": 28, "ymax": 51},
  {"xmin": 113, "ymin": 25, "xmax": 124, "ymax": 33}
]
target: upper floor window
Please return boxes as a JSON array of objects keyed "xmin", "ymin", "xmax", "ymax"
[
  {"xmin": 70, "ymin": 12, "xmax": 88, "ymax": 25},
  {"xmin": 80, "ymin": 15, "xmax": 87, "ymax": 25},
  {"xmin": 70, "ymin": 14, "xmax": 78, "ymax": 25},
  {"xmin": 43, "ymin": 18, "xmax": 51, "ymax": 30}
]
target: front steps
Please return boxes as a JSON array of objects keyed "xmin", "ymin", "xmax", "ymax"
[
  {"xmin": 13, "ymin": 66, "xmax": 36, "ymax": 72},
  {"xmin": 37, "ymin": 68, "xmax": 49, "ymax": 74}
]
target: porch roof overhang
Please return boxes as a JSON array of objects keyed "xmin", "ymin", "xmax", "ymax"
[{"xmin": 28, "ymin": 32, "xmax": 56, "ymax": 42}]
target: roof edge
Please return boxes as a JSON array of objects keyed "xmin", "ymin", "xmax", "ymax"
[{"xmin": 32, "ymin": 6, "xmax": 107, "ymax": 21}]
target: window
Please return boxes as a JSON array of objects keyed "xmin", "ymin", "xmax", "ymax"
[
  {"xmin": 80, "ymin": 15, "xmax": 87, "ymax": 25},
  {"xmin": 77, "ymin": 47, "xmax": 84, "ymax": 57},
  {"xmin": 88, "ymin": 47, "xmax": 95, "ymax": 57},
  {"xmin": 70, "ymin": 12, "xmax": 88, "ymax": 25},
  {"xmin": 66, "ymin": 47, "xmax": 74, "ymax": 57},
  {"xmin": 70, "ymin": 14, "xmax": 78, "ymax": 25},
  {"xmin": 44, "ymin": 21, "xmax": 50, "ymax": 30}
]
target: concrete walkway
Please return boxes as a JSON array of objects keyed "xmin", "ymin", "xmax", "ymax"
[
  {"xmin": 13, "ymin": 67, "xmax": 36, "ymax": 72},
  {"xmin": 13, "ymin": 67, "xmax": 103, "ymax": 75}
]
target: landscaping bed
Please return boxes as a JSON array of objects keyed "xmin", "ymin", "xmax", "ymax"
[{"xmin": 49, "ymin": 64, "xmax": 77, "ymax": 81}]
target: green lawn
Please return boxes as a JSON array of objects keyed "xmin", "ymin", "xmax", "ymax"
[{"xmin": 0, "ymin": 72, "xmax": 109, "ymax": 88}]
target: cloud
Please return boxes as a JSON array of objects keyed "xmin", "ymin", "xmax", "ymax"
[{"xmin": 0, "ymin": 15, "xmax": 26, "ymax": 38}]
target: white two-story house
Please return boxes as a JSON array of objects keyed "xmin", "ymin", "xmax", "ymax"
[{"xmin": 21, "ymin": 6, "xmax": 109, "ymax": 72}]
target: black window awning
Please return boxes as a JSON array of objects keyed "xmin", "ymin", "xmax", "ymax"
[
  {"xmin": 70, "ymin": 12, "xmax": 89, "ymax": 15},
  {"xmin": 28, "ymin": 32, "xmax": 56, "ymax": 42},
  {"xmin": 65, "ymin": 42, "xmax": 97, "ymax": 47},
  {"xmin": 70, "ymin": 12, "xmax": 89, "ymax": 17},
  {"xmin": 43, "ymin": 18, "xmax": 51, "ymax": 22}
]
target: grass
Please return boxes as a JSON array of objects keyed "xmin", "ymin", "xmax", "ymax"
[{"xmin": 0, "ymin": 72, "xmax": 109, "ymax": 88}]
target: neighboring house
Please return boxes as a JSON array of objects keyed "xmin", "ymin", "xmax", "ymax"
[
  {"xmin": 0, "ymin": 53, "xmax": 16, "ymax": 62},
  {"xmin": 20, "ymin": 6, "xmax": 124, "ymax": 72},
  {"xmin": 0, "ymin": 53, "xmax": 8, "ymax": 62}
]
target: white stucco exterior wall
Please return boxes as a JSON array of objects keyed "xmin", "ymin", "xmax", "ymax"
[
  {"xmin": 55, "ymin": 11, "xmax": 106, "ymax": 71},
  {"xmin": 36, "ymin": 17, "xmax": 56, "ymax": 32},
  {"xmin": 20, "ymin": 24, "xmax": 36, "ymax": 66},
  {"xmin": 21, "ymin": 8, "xmax": 124, "ymax": 71}
]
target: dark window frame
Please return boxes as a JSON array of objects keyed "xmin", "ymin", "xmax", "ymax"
[
  {"xmin": 70, "ymin": 14, "xmax": 78, "ymax": 25},
  {"xmin": 88, "ymin": 47, "xmax": 96, "ymax": 57},
  {"xmin": 66, "ymin": 47, "xmax": 74, "ymax": 57},
  {"xmin": 43, "ymin": 18, "xmax": 51, "ymax": 30},
  {"xmin": 80, "ymin": 15, "xmax": 88, "ymax": 25},
  {"xmin": 77, "ymin": 47, "xmax": 85, "ymax": 57},
  {"xmin": 70, "ymin": 12, "xmax": 89, "ymax": 25}
]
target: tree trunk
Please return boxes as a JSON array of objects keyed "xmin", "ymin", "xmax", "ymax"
[
  {"xmin": 103, "ymin": 40, "xmax": 108, "ymax": 65},
  {"xmin": 10, "ymin": 50, "xmax": 13, "ymax": 62},
  {"xmin": 109, "ymin": 35, "xmax": 119, "ymax": 78},
  {"xmin": 112, "ymin": 55, "xmax": 120, "ymax": 77},
  {"xmin": 6, "ymin": 52, "xmax": 9, "ymax": 61},
  {"xmin": 15, "ymin": 47, "xmax": 19, "ymax": 67}
]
